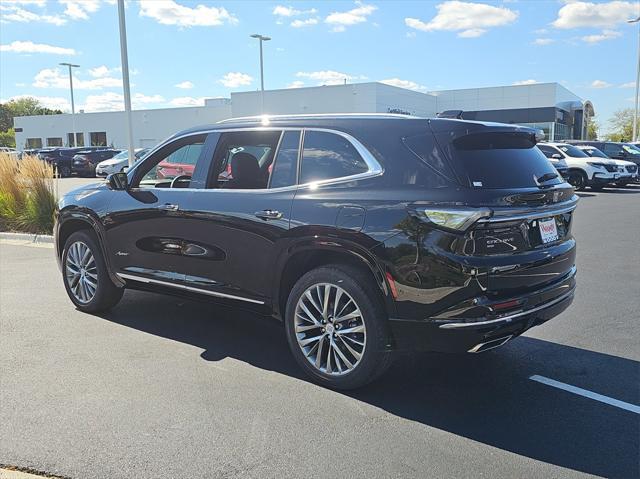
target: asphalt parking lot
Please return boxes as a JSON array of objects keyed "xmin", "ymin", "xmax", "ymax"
[
  {"xmin": 53, "ymin": 177, "xmax": 102, "ymax": 198},
  {"xmin": 1, "ymin": 185, "xmax": 639, "ymax": 479}
]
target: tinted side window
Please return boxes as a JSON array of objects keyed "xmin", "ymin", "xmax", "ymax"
[
  {"xmin": 537, "ymin": 145, "xmax": 558, "ymax": 158},
  {"xmin": 270, "ymin": 131, "xmax": 299, "ymax": 188},
  {"xmin": 603, "ymin": 143, "xmax": 623, "ymax": 156},
  {"xmin": 300, "ymin": 131, "xmax": 368, "ymax": 184}
]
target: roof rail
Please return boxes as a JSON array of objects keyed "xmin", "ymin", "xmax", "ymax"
[{"xmin": 216, "ymin": 113, "xmax": 421, "ymax": 124}]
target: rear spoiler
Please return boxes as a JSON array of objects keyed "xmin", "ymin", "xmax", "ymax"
[{"xmin": 428, "ymin": 119, "xmax": 545, "ymax": 144}]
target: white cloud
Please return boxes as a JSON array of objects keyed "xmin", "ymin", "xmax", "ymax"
[
  {"xmin": 458, "ymin": 28, "xmax": 486, "ymax": 37},
  {"xmin": 0, "ymin": 5, "xmax": 66, "ymax": 25},
  {"xmin": 5, "ymin": 94, "xmax": 70, "ymax": 111},
  {"xmin": 405, "ymin": 1, "xmax": 518, "ymax": 37},
  {"xmin": 175, "ymin": 80, "xmax": 194, "ymax": 89},
  {"xmin": 581, "ymin": 29, "xmax": 622, "ymax": 43},
  {"xmin": 168, "ymin": 96, "xmax": 206, "ymax": 107},
  {"xmin": 33, "ymin": 68, "xmax": 122, "ymax": 90},
  {"xmin": 81, "ymin": 92, "xmax": 165, "ymax": 112},
  {"xmin": 0, "ymin": 40, "xmax": 76, "ymax": 55},
  {"xmin": 620, "ymin": 82, "xmax": 635, "ymax": 88},
  {"xmin": 59, "ymin": 0, "xmax": 100, "ymax": 20},
  {"xmin": 296, "ymin": 70, "xmax": 368, "ymax": 85},
  {"xmin": 380, "ymin": 78, "xmax": 427, "ymax": 91},
  {"xmin": 218, "ymin": 72, "xmax": 253, "ymax": 88},
  {"xmin": 139, "ymin": 0, "xmax": 238, "ymax": 27},
  {"xmin": 88, "ymin": 65, "xmax": 115, "ymax": 78},
  {"xmin": 291, "ymin": 18, "xmax": 318, "ymax": 27},
  {"xmin": 590, "ymin": 80, "xmax": 612, "ymax": 89},
  {"xmin": 272, "ymin": 5, "xmax": 317, "ymax": 17},
  {"xmin": 513, "ymin": 79, "xmax": 539, "ymax": 85},
  {"xmin": 287, "ymin": 80, "xmax": 305, "ymax": 89},
  {"xmin": 533, "ymin": 38, "xmax": 555, "ymax": 45},
  {"xmin": 553, "ymin": 1, "xmax": 638, "ymax": 29},
  {"xmin": 325, "ymin": 1, "xmax": 376, "ymax": 32}
]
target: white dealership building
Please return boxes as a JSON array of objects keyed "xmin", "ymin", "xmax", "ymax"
[{"xmin": 14, "ymin": 81, "xmax": 594, "ymax": 150}]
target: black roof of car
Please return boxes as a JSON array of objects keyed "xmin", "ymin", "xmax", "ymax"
[{"xmin": 170, "ymin": 114, "xmax": 540, "ymax": 141}]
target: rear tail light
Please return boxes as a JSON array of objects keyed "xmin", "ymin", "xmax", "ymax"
[{"xmin": 413, "ymin": 207, "xmax": 492, "ymax": 232}]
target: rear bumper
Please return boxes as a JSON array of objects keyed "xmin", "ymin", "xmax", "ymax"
[
  {"xmin": 388, "ymin": 267, "xmax": 576, "ymax": 353},
  {"xmin": 73, "ymin": 164, "xmax": 95, "ymax": 176}
]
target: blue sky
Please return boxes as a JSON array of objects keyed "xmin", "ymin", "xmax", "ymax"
[{"xmin": 0, "ymin": 0, "xmax": 638, "ymax": 134}]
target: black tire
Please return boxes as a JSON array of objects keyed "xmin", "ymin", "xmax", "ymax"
[
  {"xmin": 284, "ymin": 264, "xmax": 393, "ymax": 390},
  {"xmin": 568, "ymin": 170, "xmax": 587, "ymax": 191},
  {"xmin": 62, "ymin": 230, "xmax": 123, "ymax": 313},
  {"xmin": 590, "ymin": 184, "xmax": 604, "ymax": 191},
  {"xmin": 56, "ymin": 165, "xmax": 71, "ymax": 178}
]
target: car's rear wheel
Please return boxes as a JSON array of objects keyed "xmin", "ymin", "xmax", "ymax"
[
  {"xmin": 568, "ymin": 170, "xmax": 587, "ymax": 190},
  {"xmin": 285, "ymin": 265, "xmax": 392, "ymax": 389},
  {"xmin": 62, "ymin": 230, "xmax": 123, "ymax": 313}
]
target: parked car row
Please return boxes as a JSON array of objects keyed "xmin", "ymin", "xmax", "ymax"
[{"xmin": 537, "ymin": 141, "xmax": 639, "ymax": 191}]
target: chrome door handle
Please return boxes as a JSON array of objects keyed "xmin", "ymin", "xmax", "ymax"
[
  {"xmin": 158, "ymin": 203, "xmax": 179, "ymax": 211},
  {"xmin": 254, "ymin": 209, "xmax": 283, "ymax": 220}
]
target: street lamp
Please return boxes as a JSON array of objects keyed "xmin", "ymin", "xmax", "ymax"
[
  {"xmin": 59, "ymin": 62, "xmax": 80, "ymax": 147},
  {"xmin": 629, "ymin": 16, "xmax": 640, "ymax": 142},
  {"xmin": 250, "ymin": 33, "xmax": 271, "ymax": 113},
  {"xmin": 117, "ymin": 0, "xmax": 135, "ymax": 167}
]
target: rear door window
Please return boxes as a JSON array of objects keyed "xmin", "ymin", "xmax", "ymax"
[
  {"xmin": 300, "ymin": 131, "xmax": 368, "ymax": 184},
  {"xmin": 537, "ymin": 145, "xmax": 560, "ymax": 158},
  {"xmin": 270, "ymin": 131, "xmax": 299, "ymax": 188},
  {"xmin": 445, "ymin": 132, "xmax": 562, "ymax": 188}
]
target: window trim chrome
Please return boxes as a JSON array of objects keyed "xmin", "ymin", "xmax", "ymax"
[{"xmin": 126, "ymin": 126, "xmax": 384, "ymax": 193}]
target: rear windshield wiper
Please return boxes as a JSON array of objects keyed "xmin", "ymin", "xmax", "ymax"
[{"xmin": 536, "ymin": 172, "xmax": 558, "ymax": 184}]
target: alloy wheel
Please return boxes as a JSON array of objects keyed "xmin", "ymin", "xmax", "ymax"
[
  {"xmin": 65, "ymin": 241, "xmax": 98, "ymax": 304},
  {"xmin": 294, "ymin": 283, "xmax": 366, "ymax": 376},
  {"xmin": 568, "ymin": 171, "xmax": 584, "ymax": 190}
]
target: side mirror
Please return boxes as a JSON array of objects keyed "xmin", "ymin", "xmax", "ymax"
[
  {"xmin": 551, "ymin": 153, "xmax": 563, "ymax": 159},
  {"xmin": 107, "ymin": 172, "xmax": 128, "ymax": 190}
]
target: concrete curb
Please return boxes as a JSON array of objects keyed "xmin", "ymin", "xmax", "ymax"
[{"xmin": 0, "ymin": 231, "xmax": 54, "ymax": 244}]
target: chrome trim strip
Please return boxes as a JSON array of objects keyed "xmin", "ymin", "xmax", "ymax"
[
  {"xmin": 438, "ymin": 287, "xmax": 575, "ymax": 329},
  {"xmin": 468, "ymin": 335, "xmax": 513, "ymax": 353},
  {"xmin": 479, "ymin": 202, "xmax": 578, "ymax": 224},
  {"xmin": 116, "ymin": 272, "xmax": 265, "ymax": 305},
  {"xmin": 128, "ymin": 127, "xmax": 384, "ymax": 193},
  {"xmin": 217, "ymin": 113, "xmax": 419, "ymax": 124}
]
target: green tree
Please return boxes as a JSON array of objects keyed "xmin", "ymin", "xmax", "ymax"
[
  {"xmin": 587, "ymin": 117, "xmax": 599, "ymax": 140},
  {"xmin": 0, "ymin": 129, "xmax": 16, "ymax": 148},
  {"xmin": 605, "ymin": 108, "xmax": 634, "ymax": 142}
]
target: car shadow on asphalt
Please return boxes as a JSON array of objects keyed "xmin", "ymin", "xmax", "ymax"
[{"xmin": 99, "ymin": 290, "xmax": 640, "ymax": 479}]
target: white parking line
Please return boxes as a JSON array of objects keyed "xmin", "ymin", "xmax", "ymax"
[{"xmin": 530, "ymin": 375, "xmax": 640, "ymax": 414}]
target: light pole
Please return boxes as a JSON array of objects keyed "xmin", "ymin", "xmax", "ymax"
[
  {"xmin": 250, "ymin": 33, "xmax": 271, "ymax": 114},
  {"xmin": 118, "ymin": 0, "xmax": 135, "ymax": 167},
  {"xmin": 59, "ymin": 62, "xmax": 80, "ymax": 147},
  {"xmin": 630, "ymin": 16, "xmax": 640, "ymax": 142}
]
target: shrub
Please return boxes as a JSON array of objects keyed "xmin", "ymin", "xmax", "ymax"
[{"xmin": 0, "ymin": 153, "xmax": 56, "ymax": 234}]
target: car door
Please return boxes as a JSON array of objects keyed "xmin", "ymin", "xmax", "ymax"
[
  {"xmin": 165, "ymin": 129, "xmax": 299, "ymax": 305},
  {"xmin": 103, "ymin": 133, "xmax": 216, "ymax": 285}
]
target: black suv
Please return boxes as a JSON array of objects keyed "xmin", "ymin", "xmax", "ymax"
[
  {"xmin": 72, "ymin": 149, "xmax": 122, "ymax": 177},
  {"xmin": 55, "ymin": 115, "xmax": 577, "ymax": 389},
  {"xmin": 39, "ymin": 147, "xmax": 110, "ymax": 177}
]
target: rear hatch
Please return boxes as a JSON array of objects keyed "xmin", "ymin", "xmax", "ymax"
[{"xmin": 418, "ymin": 120, "xmax": 577, "ymax": 295}]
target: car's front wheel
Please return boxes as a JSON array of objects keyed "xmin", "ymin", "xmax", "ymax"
[
  {"xmin": 285, "ymin": 265, "xmax": 392, "ymax": 389},
  {"xmin": 568, "ymin": 170, "xmax": 587, "ymax": 190},
  {"xmin": 62, "ymin": 230, "xmax": 124, "ymax": 313}
]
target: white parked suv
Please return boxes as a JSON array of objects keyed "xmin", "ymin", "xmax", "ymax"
[
  {"xmin": 575, "ymin": 145, "xmax": 637, "ymax": 187},
  {"xmin": 95, "ymin": 148, "xmax": 149, "ymax": 177},
  {"xmin": 537, "ymin": 143, "xmax": 620, "ymax": 191}
]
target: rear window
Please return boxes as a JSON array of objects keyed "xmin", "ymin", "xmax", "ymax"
[{"xmin": 447, "ymin": 132, "xmax": 562, "ymax": 188}]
